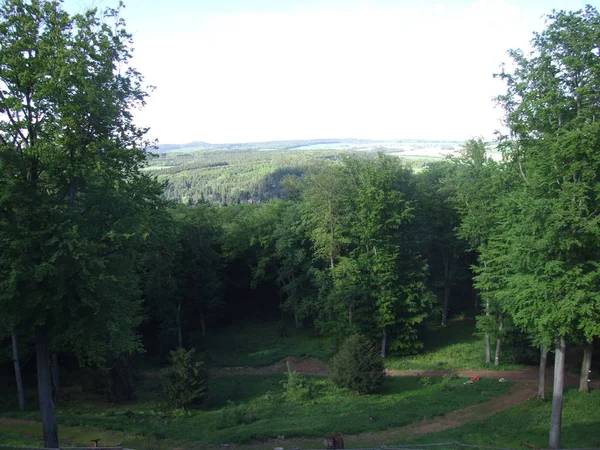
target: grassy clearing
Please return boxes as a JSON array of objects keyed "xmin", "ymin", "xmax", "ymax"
[
  {"xmin": 385, "ymin": 319, "xmax": 526, "ymax": 371},
  {"xmin": 202, "ymin": 319, "xmax": 528, "ymax": 371},
  {"xmin": 1, "ymin": 375, "xmax": 511, "ymax": 446},
  {"xmin": 399, "ymin": 388, "xmax": 600, "ymax": 449},
  {"xmin": 203, "ymin": 321, "xmax": 336, "ymax": 367}
]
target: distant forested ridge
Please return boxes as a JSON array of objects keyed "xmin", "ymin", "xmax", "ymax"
[{"xmin": 145, "ymin": 138, "xmax": 467, "ymax": 205}]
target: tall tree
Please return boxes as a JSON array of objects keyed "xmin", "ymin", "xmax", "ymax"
[
  {"xmin": 0, "ymin": 1, "xmax": 163, "ymax": 447},
  {"xmin": 493, "ymin": 6, "xmax": 600, "ymax": 448},
  {"xmin": 449, "ymin": 139, "xmax": 512, "ymax": 365},
  {"xmin": 304, "ymin": 155, "xmax": 432, "ymax": 355},
  {"xmin": 415, "ymin": 160, "xmax": 468, "ymax": 327}
]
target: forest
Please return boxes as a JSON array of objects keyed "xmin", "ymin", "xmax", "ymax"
[
  {"xmin": 0, "ymin": 1, "xmax": 599, "ymax": 450},
  {"xmin": 145, "ymin": 138, "xmax": 464, "ymax": 205}
]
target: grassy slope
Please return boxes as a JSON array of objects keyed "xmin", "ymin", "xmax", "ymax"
[
  {"xmin": 203, "ymin": 318, "xmax": 527, "ymax": 371},
  {"xmin": 0, "ymin": 375, "xmax": 510, "ymax": 446},
  {"xmin": 203, "ymin": 321, "xmax": 336, "ymax": 367},
  {"xmin": 385, "ymin": 319, "xmax": 526, "ymax": 371}
]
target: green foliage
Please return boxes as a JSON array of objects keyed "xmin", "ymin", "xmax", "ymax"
[
  {"xmin": 281, "ymin": 361, "xmax": 313, "ymax": 402},
  {"xmin": 161, "ymin": 348, "xmax": 208, "ymax": 409},
  {"xmin": 143, "ymin": 203, "xmax": 223, "ymax": 353},
  {"xmin": 305, "ymin": 155, "xmax": 433, "ymax": 354},
  {"xmin": 0, "ymin": 0, "xmax": 165, "ymax": 366},
  {"xmin": 330, "ymin": 334, "xmax": 385, "ymax": 394},
  {"xmin": 489, "ymin": 4, "xmax": 600, "ymax": 345}
]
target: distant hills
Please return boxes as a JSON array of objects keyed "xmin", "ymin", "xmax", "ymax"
[{"xmin": 155, "ymin": 138, "xmax": 466, "ymax": 153}]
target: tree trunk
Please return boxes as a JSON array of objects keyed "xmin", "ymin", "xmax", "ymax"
[
  {"xmin": 494, "ymin": 313, "xmax": 503, "ymax": 366},
  {"xmin": 484, "ymin": 295, "xmax": 491, "ymax": 364},
  {"xmin": 441, "ymin": 252, "xmax": 451, "ymax": 327},
  {"xmin": 549, "ymin": 336, "xmax": 566, "ymax": 449},
  {"xmin": 294, "ymin": 302, "xmax": 301, "ymax": 329},
  {"xmin": 538, "ymin": 343, "xmax": 548, "ymax": 401},
  {"xmin": 11, "ymin": 334, "xmax": 25, "ymax": 411},
  {"xmin": 442, "ymin": 285, "xmax": 450, "ymax": 328},
  {"xmin": 35, "ymin": 326, "xmax": 59, "ymax": 448},
  {"xmin": 199, "ymin": 310, "xmax": 206, "ymax": 338},
  {"xmin": 51, "ymin": 353, "xmax": 60, "ymax": 402},
  {"xmin": 579, "ymin": 343, "xmax": 592, "ymax": 393},
  {"xmin": 381, "ymin": 328, "xmax": 387, "ymax": 359},
  {"xmin": 176, "ymin": 299, "xmax": 183, "ymax": 349}
]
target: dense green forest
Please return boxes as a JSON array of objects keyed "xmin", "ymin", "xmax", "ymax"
[
  {"xmin": 144, "ymin": 139, "xmax": 469, "ymax": 205},
  {"xmin": 0, "ymin": 1, "xmax": 599, "ymax": 450}
]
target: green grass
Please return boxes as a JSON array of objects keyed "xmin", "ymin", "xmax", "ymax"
[
  {"xmin": 399, "ymin": 388, "xmax": 600, "ymax": 449},
  {"xmin": 203, "ymin": 321, "xmax": 336, "ymax": 367},
  {"xmin": 1, "ymin": 375, "xmax": 511, "ymax": 446},
  {"xmin": 385, "ymin": 319, "xmax": 526, "ymax": 371}
]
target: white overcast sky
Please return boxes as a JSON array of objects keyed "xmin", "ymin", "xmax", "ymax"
[{"xmin": 63, "ymin": 0, "xmax": 598, "ymax": 144}]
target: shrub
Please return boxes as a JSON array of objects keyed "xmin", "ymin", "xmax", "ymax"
[
  {"xmin": 281, "ymin": 361, "xmax": 313, "ymax": 402},
  {"xmin": 419, "ymin": 376, "xmax": 432, "ymax": 387},
  {"xmin": 330, "ymin": 334, "xmax": 385, "ymax": 394},
  {"xmin": 440, "ymin": 372, "xmax": 459, "ymax": 391},
  {"xmin": 217, "ymin": 400, "xmax": 258, "ymax": 429},
  {"xmin": 161, "ymin": 348, "xmax": 208, "ymax": 408}
]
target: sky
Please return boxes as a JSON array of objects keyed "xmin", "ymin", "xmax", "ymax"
[{"xmin": 63, "ymin": 0, "xmax": 599, "ymax": 144}]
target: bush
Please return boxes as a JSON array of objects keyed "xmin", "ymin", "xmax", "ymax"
[
  {"xmin": 330, "ymin": 334, "xmax": 385, "ymax": 394},
  {"xmin": 419, "ymin": 376, "xmax": 432, "ymax": 387},
  {"xmin": 281, "ymin": 361, "xmax": 313, "ymax": 402},
  {"xmin": 440, "ymin": 372, "xmax": 459, "ymax": 391},
  {"xmin": 161, "ymin": 348, "xmax": 208, "ymax": 408},
  {"xmin": 217, "ymin": 400, "xmax": 258, "ymax": 429}
]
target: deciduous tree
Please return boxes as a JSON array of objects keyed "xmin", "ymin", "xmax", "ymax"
[{"xmin": 0, "ymin": 1, "xmax": 163, "ymax": 446}]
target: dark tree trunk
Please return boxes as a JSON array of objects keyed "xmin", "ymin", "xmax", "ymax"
[
  {"xmin": 538, "ymin": 343, "xmax": 548, "ymax": 401},
  {"xmin": 381, "ymin": 328, "xmax": 387, "ymax": 359},
  {"xmin": 441, "ymin": 252, "xmax": 451, "ymax": 327},
  {"xmin": 176, "ymin": 299, "xmax": 182, "ymax": 349},
  {"xmin": 484, "ymin": 296, "xmax": 491, "ymax": 364},
  {"xmin": 11, "ymin": 334, "xmax": 25, "ymax": 410},
  {"xmin": 294, "ymin": 302, "xmax": 301, "ymax": 328},
  {"xmin": 200, "ymin": 310, "xmax": 206, "ymax": 338},
  {"xmin": 579, "ymin": 343, "xmax": 592, "ymax": 393},
  {"xmin": 442, "ymin": 285, "xmax": 450, "ymax": 328},
  {"xmin": 51, "ymin": 353, "xmax": 60, "ymax": 402},
  {"xmin": 35, "ymin": 326, "xmax": 59, "ymax": 448},
  {"xmin": 494, "ymin": 313, "xmax": 503, "ymax": 366},
  {"xmin": 549, "ymin": 337, "xmax": 566, "ymax": 449}
]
